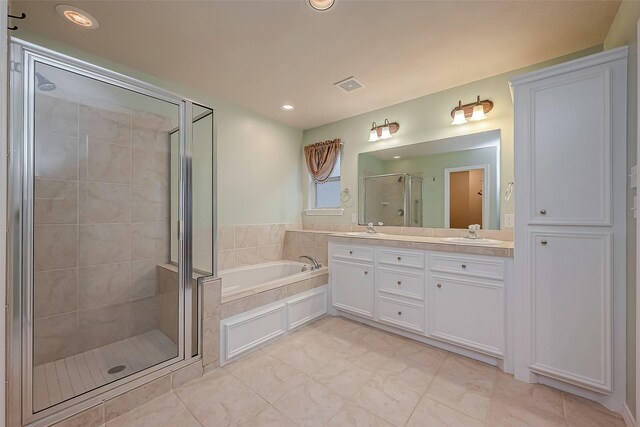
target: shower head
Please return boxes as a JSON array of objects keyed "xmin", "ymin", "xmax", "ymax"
[{"xmin": 35, "ymin": 72, "xmax": 56, "ymax": 91}]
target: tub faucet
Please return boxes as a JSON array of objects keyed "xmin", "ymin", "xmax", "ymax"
[{"xmin": 299, "ymin": 255, "xmax": 321, "ymax": 270}]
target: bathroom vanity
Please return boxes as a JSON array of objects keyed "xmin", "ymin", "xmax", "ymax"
[{"xmin": 328, "ymin": 233, "xmax": 513, "ymax": 371}]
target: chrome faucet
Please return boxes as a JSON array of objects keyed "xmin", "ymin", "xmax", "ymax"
[
  {"xmin": 299, "ymin": 255, "xmax": 321, "ymax": 270},
  {"xmin": 467, "ymin": 224, "xmax": 481, "ymax": 239},
  {"xmin": 366, "ymin": 222, "xmax": 383, "ymax": 234}
]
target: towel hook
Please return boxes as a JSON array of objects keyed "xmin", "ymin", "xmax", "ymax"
[
  {"xmin": 8, "ymin": 12, "xmax": 26, "ymax": 31},
  {"xmin": 340, "ymin": 188, "xmax": 351, "ymax": 202}
]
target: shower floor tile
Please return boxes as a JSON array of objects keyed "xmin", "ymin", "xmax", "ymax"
[{"xmin": 33, "ymin": 329, "xmax": 177, "ymax": 412}]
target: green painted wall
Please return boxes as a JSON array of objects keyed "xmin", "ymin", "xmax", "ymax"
[
  {"xmin": 301, "ymin": 46, "xmax": 602, "ymax": 229},
  {"xmin": 14, "ymin": 30, "xmax": 305, "ymax": 227},
  {"xmin": 605, "ymin": 0, "xmax": 640, "ymax": 417}
]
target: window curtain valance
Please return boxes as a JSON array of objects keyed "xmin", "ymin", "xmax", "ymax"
[{"xmin": 304, "ymin": 138, "xmax": 341, "ymax": 183}]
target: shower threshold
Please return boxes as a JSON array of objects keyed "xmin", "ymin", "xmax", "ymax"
[{"xmin": 33, "ymin": 329, "xmax": 177, "ymax": 412}]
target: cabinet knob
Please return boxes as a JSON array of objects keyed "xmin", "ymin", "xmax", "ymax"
[
  {"xmin": 541, "ymin": 240, "xmax": 548, "ymax": 245},
  {"xmin": 540, "ymin": 209, "xmax": 547, "ymax": 215},
  {"xmin": 364, "ymin": 271, "xmax": 368, "ymax": 275},
  {"xmin": 349, "ymin": 250, "xmax": 353, "ymax": 255},
  {"xmin": 397, "ymin": 311, "xmax": 403, "ymax": 316},
  {"xmin": 461, "ymin": 264, "xmax": 467, "ymax": 269},
  {"xmin": 437, "ymin": 283, "xmax": 442, "ymax": 288},
  {"xmin": 397, "ymin": 256, "xmax": 402, "ymax": 261},
  {"xmin": 397, "ymin": 280, "xmax": 402, "ymax": 286}
]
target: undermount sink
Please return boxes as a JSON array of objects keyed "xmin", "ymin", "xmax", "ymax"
[
  {"xmin": 344, "ymin": 232, "xmax": 387, "ymax": 237},
  {"xmin": 440, "ymin": 237, "xmax": 502, "ymax": 246}
]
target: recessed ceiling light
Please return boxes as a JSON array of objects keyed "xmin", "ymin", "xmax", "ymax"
[
  {"xmin": 56, "ymin": 5, "xmax": 99, "ymax": 29},
  {"xmin": 393, "ymin": 156, "xmax": 401, "ymax": 159},
  {"xmin": 281, "ymin": 104, "xmax": 295, "ymax": 111},
  {"xmin": 308, "ymin": 0, "xmax": 335, "ymax": 12}
]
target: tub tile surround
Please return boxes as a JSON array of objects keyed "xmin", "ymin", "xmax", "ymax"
[
  {"xmin": 102, "ymin": 316, "xmax": 625, "ymax": 427},
  {"xmin": 33, "ymin": 93, "xmax": 177, "ymax": 367},
  {"xmin": 217, "ymin": 223, "xmax": 303, "ymax": 270}
]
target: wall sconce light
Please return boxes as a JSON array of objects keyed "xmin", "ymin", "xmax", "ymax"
[
  {"xmin": 450, "ymin": 95, "xmax": 494, "ymax": 125},
  {"xmin": 368, "ymin": 119, "xmax": 399, "ymax": 142}
]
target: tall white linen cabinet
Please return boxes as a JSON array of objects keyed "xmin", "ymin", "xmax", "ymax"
[{"xmin": 512, "ymin": 46, "xmax": 628, "ymax": 411}]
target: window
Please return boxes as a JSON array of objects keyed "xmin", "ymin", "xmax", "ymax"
[{"xmin": 314, "ymin": 154, "xmax": 341, "ymax": 209}]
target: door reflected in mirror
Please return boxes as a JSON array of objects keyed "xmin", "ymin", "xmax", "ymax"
[{"xmin": 447, "ymin": 167, "xmax": 485, "ymax": 229}]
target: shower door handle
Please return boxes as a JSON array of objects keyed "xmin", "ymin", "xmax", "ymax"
[{"xmin": 177, "ymin": 220, "xmax": 184, "ymax": 241}]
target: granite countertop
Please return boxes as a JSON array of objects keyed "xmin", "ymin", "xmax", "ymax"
[{"xmin": 328, "ymin": 233, "xmax": 514, "ymax": 258}]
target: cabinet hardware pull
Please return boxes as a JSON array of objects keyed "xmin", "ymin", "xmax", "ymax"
[
  {"xmin": 541, "ymin": 240, "xmax": 548, "ymax": 245},
  {"xmin": 540, "ymin": 209, "xmax": 547, "ymax": 215},
  {"xmin": 397, "ymin": 256, "xmax": 402, "ymax": 261},
  {"xmin": 349, "ymin": 250, "xmax": 353, "ymax": 255},
  {"xmin": 364, "ymin": 271, "xmax": 368, "ymax": 275},
  {"xmin": 397, "ymin": 281, "xmax": 402, "ymax": 285},
  {"xmin": 437, "ymin": 283, "xmax": 442, "ymax": 288},
  {"xmin": 397, "ymin": 311, "xmax": 402, "ymax": 316},
  {"xmin": 461, "ymin": 264, "xmax": 467, "ymax": 269}
]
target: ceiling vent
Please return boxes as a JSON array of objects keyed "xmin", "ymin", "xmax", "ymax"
[{"xmin": 334, "ymin": 76, "xmax": 365, "ymax": 93}]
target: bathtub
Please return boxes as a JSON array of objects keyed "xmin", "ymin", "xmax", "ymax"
[{"xmin": 220, "ymin": 260, "xmax": 328, "ymax": 300}]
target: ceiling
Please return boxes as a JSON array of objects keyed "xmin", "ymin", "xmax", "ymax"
[{"xmin": 11, "ymin": 0, "xmax": 620, "ymax": 130}]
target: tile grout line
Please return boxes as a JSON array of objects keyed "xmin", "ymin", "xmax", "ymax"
[
  {"xmin": 223, "ymin": 362, "xmax": 302, "ymax": 427},
  {"xmin": 399, "ymin": 351, "xmax": 448, "ymax": 427},
  {"xmin": 170, "ymin": 390, "xmax": 205, "ymax": 427}
]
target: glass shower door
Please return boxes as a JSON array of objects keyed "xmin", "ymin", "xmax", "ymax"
[
  {"xmin": 30, "ymin": 61, "xmax": 182, "ymax": 412},
  {"xmin": 364, "ymin": 174, "xmax": 407, "ymax": 226}
]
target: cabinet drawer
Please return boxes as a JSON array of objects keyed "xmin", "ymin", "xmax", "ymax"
[
  {"xmin": 332, "ymin": 244, "xmax": 374, "ymax": 263},
  {"xmin": 377, "ymin": 296, "xmax": 424, "ymax": 333},
  {"xmin": 430, "ymin": 254, "xmax": 504, "ymax": 280},
  {"xmin": 377, "ymin": 267, "xmax": 424, "ymax": 301},
  {"xmin": 378, "ymin": 248, "xmax": 424, "ymax": 269}
]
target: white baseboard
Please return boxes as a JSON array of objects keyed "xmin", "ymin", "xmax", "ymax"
[{"xmin": 623, "ymin": 403, "xmax": 636, "ymax": 427}]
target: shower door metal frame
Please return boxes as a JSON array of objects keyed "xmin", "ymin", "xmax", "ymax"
[{"xmin": 7, "ymin": 38, "xmax": 210, "ymax": 426}]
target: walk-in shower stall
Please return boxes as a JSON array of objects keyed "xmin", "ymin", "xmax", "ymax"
[
  {"xmin": 363, "ymin": 173, "xmax": 423, "ymax": 227},
  {"xmin": 7, "ymin": 39, "xmax": 215, "ymax": 426}
]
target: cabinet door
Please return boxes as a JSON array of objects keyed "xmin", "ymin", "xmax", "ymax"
[
  {"xmin": 528, "ymin": 67, "xmax": 612, "ymax": 225},
  {"xmin": 331, "ymin": 260, "xmax": 374, "ymax": 318},
  {"xmin": 428, "ymin": 275, "xmax": 504, "ymax": 357},
  {"xmin": 530, "ymin": 231, "xmax": 612, "ymax": 392}
]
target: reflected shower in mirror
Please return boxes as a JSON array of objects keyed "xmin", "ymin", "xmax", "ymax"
[{"xmin": 358, "ymin": 130, "xmax": 501, "ymax": 230}]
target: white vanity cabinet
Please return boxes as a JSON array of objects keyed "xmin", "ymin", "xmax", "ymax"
[
  {"xmin": 329, "ymin": 239, "xmax": 510, "ymax": 363},
  {"xmin": 427, "ymin": 254, "xmax": 505, "ymax": 357},
  {"xmin": 329, "ymin": 244, "xmax": 375, "ymax": 319},
  {"xmin": 512, "ymin": 47, "xmax": 626, "ymax": 402}
]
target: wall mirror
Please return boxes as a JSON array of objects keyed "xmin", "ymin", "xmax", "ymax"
[{"xmin": 358, "ymin": 130, "xmax": 501, "ymax": 229}]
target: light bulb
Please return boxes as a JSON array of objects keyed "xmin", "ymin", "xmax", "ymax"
[
  {"xmin": 470, "ymin": 104, "xmax": 486, "ymax": 121},
  {"xmin": 380, "ymin": 125, "xmax": 392, "ymax": 139},
  {"xmin": 451, "ymin": 109, "xmax": 467, "ymax": 125},
  {"xmin": 368, "ymin": 122, "xmax": 379, "ymax": 142}
]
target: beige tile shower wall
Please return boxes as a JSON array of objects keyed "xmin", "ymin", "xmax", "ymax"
[
  {"xmin": 216, "ymin": 223, "xmax": 302, "ymax": 270},
  {"xmin": 33, "ymin": 93, "xmax": 175, "ymax": 365}
]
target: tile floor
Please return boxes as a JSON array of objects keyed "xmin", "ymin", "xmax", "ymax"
[{"xmin": 107, "ymin": 316, "xmax": 626, "ymax": 427}]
